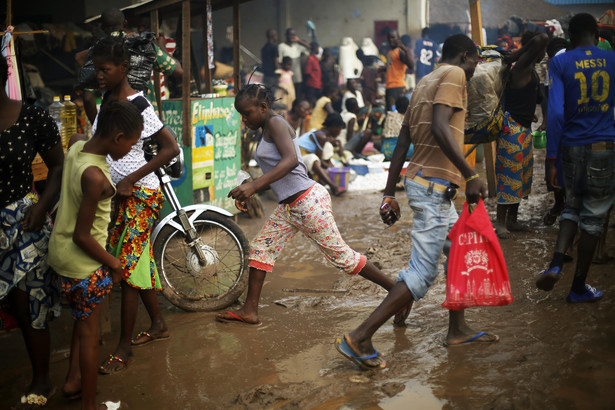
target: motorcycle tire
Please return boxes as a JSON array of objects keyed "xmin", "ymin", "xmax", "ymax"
[{"xmin": 153, "ymin": 212, "xmax": 249, "ymax": 311}]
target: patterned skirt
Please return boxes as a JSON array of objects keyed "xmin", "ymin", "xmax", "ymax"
[
  {"xmin": 108, "ymin": 186, "xmax": 164, "ymax": 290},
  {"xmin": 495, "ymin": 112, "xmax": 534, "ymax": 204},
  {"xmin": 0, "ymin": 192, "xmax": 60, "ymax": 329}
]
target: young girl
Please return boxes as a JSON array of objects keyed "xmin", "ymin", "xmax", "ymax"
[
  {"xmin": 49, "ymin": 100, "xmax": 143, "ymax": 410},
  {"xmin": 275, "ymin": 56, "xmax": 295, "ymax": 111},
  {"xmin": 90, "ymin": 37, "xmax": 181, "ymax": 374},
  {"xmin": 216, "ymin": 84, "xmax": 397, "ymax": 325}
]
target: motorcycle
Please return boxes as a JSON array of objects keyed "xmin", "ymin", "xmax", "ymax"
[{"xmin": 145, "ymin": 128, "xmax": 249, "ymax": 311}]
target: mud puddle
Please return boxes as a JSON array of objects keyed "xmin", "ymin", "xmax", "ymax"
[{"xmin": 2, "ymin": 150, "xmax": 615, "ymax": 409}]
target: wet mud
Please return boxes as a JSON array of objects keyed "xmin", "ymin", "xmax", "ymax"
[{"xmin": 1, "ymin": 152, "xmax": 614, "ymax": 409}]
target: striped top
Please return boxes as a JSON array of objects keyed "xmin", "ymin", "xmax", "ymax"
[{"xmin": 402, "ymin": 64, "xmax": 467, "ymax": 186}]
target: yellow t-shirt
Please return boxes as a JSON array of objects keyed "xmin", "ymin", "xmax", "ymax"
[
  {"xmin": 48, "ymin": 140, "xmax": 115, "ymax": 279},
  {"xmin": 311, "ymin": 96, "xmax": 331, "ymax": 130}
]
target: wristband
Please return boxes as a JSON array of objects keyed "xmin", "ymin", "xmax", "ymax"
[
  {"xmin": 465, "ymin": 174, "xmax": 480, "ymax": 183},
  {"xmin": 382, "ymin": 195, "xmax": 396, "ymax": 200}
]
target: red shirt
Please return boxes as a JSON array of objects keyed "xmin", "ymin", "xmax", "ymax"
[{"xmin": 304, "ymin": 54, "xmax": 322, "ymax": 89}]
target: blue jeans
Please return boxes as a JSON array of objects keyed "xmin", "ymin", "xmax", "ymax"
[
  {"xmin": 561, "ymin": 143, "xmax": 615, "ymax": 237},
  {"xmin": 397, "ymin": 177, "xmax": 459, "ymax": 301}
]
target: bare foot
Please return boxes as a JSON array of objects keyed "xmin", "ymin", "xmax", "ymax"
[
  {"xmin": 62, "ymin": 378, "xmax": 81, "ymax": 399},
  {"xmin": 215, "ymin": 310, "xmax": 260, "ymax": 324},
  {"xmin": 495, "ymin": 223, "xmax": 511, "ymax": 239}
]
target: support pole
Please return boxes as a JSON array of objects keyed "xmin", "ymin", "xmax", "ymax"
[
  {"xmin": 151, "ymin": 9, "xmax": 162, "ymax": 116},
  {"xmin": 181, "ymin": 0, "xmax": 191, "ymax": 147},
  {"xmin": 468, "ymin": 0, "xmax": 496, "ymax": 197},
  {"xmin": 233, "ymin": 0, "xmax": 241, "ymax": 93},
  {"xmin": 202, "ymin": 1, "xmax": 212, "ymax": 93}
]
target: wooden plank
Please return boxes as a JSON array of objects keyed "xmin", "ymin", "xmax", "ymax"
[
  {"xmin": 202, "ymin": 1, "xmax": 213, "ymax": 93},
  {"xmin": 181, "ymin": 0, "xmax": 191, "ymax": 147},
  {"xmin": 232, "ymin": 0, "xmax": 241, "ymax": 93},
  {"xmin": 151, "ymin": 9, "xmax": 163, "ymax": 117},
  {"xmin": 135, "ymin": 0, "xmax": 183, "ymax": 15},
  {"xmin": 468, "ymin": 0, "xmax": 496, "ymax": 197}
]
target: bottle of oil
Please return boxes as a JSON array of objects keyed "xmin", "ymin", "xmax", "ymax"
[
  {"xmin": 61, "ymin": 95, "xmax": 77, "ymax": 148},
  {"xmin": 49, "ymin": 96, "xmax": 63, "ymax": 138}
]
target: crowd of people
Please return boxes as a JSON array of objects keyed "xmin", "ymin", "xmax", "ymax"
[{"xmin": 0, "ymin": 9, "xmax": 613, "ymax": 410}]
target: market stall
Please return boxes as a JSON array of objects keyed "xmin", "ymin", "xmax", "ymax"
[{"xmin": 128, "ymin": 0, "xmax": 251, "ymax": 214}]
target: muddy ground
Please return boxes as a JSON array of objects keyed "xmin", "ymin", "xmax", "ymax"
[{"xmin": 2, "ymin": 153, "xmax": 615, "ymax": 409}]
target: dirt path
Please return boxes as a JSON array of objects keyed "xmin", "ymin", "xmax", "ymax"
[{"xmin": 1, "ymin": 157, "xmax": 614, "ymax": 409}]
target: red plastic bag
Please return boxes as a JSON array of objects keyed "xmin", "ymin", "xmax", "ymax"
[{"xmin": 442, "ymin": 199, "xmax": 513, "ymax": 310}]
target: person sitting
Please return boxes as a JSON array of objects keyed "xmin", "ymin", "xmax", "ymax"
[
  {"xmin": 284, "ymin": 99, "xmax": 311, "ymax": 136},
  {"xmin": 342, "ymin": 98, "xmax": 374, "ymax": 157},
  {"xmin": 311, "ymin": 85, "xmax": 341, "ymax": 131},
  {"xmin": 297, "ymin": 113, "xmax": 346, "ymax": 195},
  {"xmin": 341, "ymin": 78, "xmax": 365, "ymax": 112}
]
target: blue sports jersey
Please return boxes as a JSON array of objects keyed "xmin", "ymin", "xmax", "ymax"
[
  {"xmin": 415, "ymin": 38, "xmax": 439, "ymax": 81},
  {"xmin": 547, "ymin": 46, "xmax": 615, "ymax": 158}
]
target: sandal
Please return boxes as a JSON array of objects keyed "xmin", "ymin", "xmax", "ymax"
[
  {"xmin": 131, "ymin": 330, "xmax": 170, "ymax": 346},
  {"xmin": 99, "ymin": 354, "xmax": 133, "ymax": 375}
]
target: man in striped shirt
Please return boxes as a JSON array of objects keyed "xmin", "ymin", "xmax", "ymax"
[{"xmin": 336, "ymin": 34, "xmax": 497, "ymax": 370}]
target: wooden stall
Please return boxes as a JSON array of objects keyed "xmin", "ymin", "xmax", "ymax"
[{"xmin": 130, "ymin": 0, "xmax": 252, "ymax": 214}]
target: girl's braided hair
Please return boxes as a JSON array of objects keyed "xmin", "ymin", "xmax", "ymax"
[
  {"xmin": 92, "ymin": 36, "xmax": 130, "ymax": 66},
  {"xmin": 235, "ymin": 83, "xmax": 276, "ymax": 109}
]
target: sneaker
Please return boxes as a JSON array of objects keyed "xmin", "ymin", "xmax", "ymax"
[
  {"xmin": 566, "ymin": 284, "xmax": 603, "ymax": 303},
  {"xmin": 536, "ymin": 266, "xmax": 561, "ymax": 291}
]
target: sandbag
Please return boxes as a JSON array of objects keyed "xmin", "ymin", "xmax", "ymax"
[{"xmin": 75, "ymin": 32, "xmax": 157, "ymax": 92}]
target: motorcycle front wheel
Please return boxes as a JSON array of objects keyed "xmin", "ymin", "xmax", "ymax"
[{"xmin": 153, "ymin": 212, "xmax": 249, "ymax": 311}]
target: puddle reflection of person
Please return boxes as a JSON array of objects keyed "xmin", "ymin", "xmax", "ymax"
[
  {"xmin": 217, "ymin": 84, "xmax": 399, "ymax": 325},
  {"xmin": 336, "ymin": 35, "xmax": 499, "ymax": 370}
]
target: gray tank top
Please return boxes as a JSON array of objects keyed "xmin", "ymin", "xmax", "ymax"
[{"xmin": 254, "ymin": 116, "xmax": 315, "ymax": 202}]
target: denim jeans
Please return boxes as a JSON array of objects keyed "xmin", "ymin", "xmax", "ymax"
[
  {"xmin": 397, "ymin": 177, "xmax": 459, "ymax": 301},
  {"xmin": 561, "ymin": 143, "xmax": 615, "ymax": 237}
]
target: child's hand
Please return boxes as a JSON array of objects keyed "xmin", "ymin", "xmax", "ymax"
[
  {"xmin": 21, "ymin": 203, "xmax": 46, "ymax": 232},
  {"xmin": 228, "ymin": 181, "xmax": 256, "ymax": 203},
  {"xmin": 115, "ymin": 178, "xmax": 135, "ymax": 198},
  {"xmin": 235, "ymin": 199, "xmax": 248, "ymax": 213},
  {"xmin": 110, "ymin": 259, "xmax": 123, "ymax": 284}
]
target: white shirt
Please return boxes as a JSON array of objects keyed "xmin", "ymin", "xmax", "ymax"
[
  {"xmin": 341, "ymin": 90, "xmax": 365, "ymax": 113},
  {"xmin": 278, "ymin": 42, "xmax": 307, "ymax": 82},
  {"xmin": 92, "ymin": 92, "xmax": 164, "ymax": 190}
]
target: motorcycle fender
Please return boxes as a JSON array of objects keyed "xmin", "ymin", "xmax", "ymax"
[{"xmin": 151, "ymin": 204, "xmax": 233, "ymax": 244}]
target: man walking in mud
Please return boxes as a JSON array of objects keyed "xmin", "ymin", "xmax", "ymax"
[
  {"xmin": 336, "ymin": 34, "xmax": 499, "ymax": 370},
  {"xmin": 536, "ymin": 13, "xmax": 615, "ymax": 302}
]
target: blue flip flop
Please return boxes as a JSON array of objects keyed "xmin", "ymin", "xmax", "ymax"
[
  {"xmin": 444, "ymin": 331, "xmax": 500, "ymax": 347},
  {"xmin": 335, "ymin": 336, "xmax": 386, "ymax": 370}
]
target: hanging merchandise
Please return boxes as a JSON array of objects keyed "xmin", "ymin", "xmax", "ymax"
[{"xmin": 2, "ymin": 27, "xmax": 22, "ymax": 100}]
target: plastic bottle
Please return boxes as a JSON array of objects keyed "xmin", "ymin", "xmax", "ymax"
[
  {"xmin": 61, "ymin": 95, "xmax": 77, "ymax": 149},
  {"xmin": 49, "ymin": 96, "xmax": 63, "ymax": 138}
]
